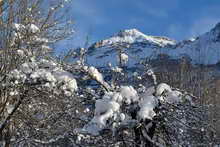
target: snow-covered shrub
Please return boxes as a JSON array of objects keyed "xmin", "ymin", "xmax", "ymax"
[{"xmin": 71, "ymin": 59, "xmax": 214, "ymax": 146}]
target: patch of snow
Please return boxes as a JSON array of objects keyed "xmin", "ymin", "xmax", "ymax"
[
  {"xmin": 17, "ymin": 50, "xmax": 24, "ymax": 56},
  {"xmin": 10, "ymin": 59, "xmax": 78, "ymax": 94},
  {"xmin": 39, "ymin": 59, "xmax": 57, "ymax": 69},
  {"xmin": 138, "ymin": 95, "xmax": 157, "ymax": 120},
  {"xmin": 120, "ymin": 113, "xmax": 126, "ymax": 121},
  {"xmin": 31, "ymin": 69, "xmax": 56, "ymax": 82},
  {"xmin": 156, "ymin": 83, "xmax": 172, "ymax": 96},
  {"xmin": 189, "ymin": 37, "xmax": 196, "ymax": 42},
  {"xmin": 53, "ymin": 70, "xmax": 78, "ymax": 92},
  {"xmin": 41, "ymin": 45, "xmax": 52, "ymax": 51},
  {"xmin": 9, "ymin": 90, "xmax": 18, "ymax": 96},
  {"xmin": 10, "ymin": 69, "xmax": 26, "ymax": 82},
  {"xmin": 12, "ymin": 23, "xmax": 25, "ymax": 31},
  {"xmin": 27, "ymin": 24, "xmax": 40, "ymax": 33},
  {"xmin": 120, "ymin": 53, "xmax": 128, "ymax": 64},
  {"xmin": 166, "ymin": 90, "xmax": 183, "ymax": 103},
  {"xmin": 88, "ymin": 66, "xmax": 104, "ymax": 82},
  {"xmin": 34, "ymin": 37, "xmax": 49, "ymax": 43},
  {"xmin": 6, "ymin": 105, "xmax": 15, "ymax": 114},
  {"xmin": 111, "ymin": 66, "xmax": 123, "ymax": 73},
  {"xmin": 83, "ymin": 92, "xmax": 121, "ymax": 135},
  {"xmin": 120, "ymin": 86, "xmax": 139, "ymax": 104}
]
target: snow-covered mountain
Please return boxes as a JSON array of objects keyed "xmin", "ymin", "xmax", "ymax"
[
  {"xmin": 87, "ymin": 23, "xmax": 220, "ymax": 67},
  {"xmin": 97, "ymin": 29, "xmax": 176, "ymax": 47},
  {"xmin": 162, "ymin": 22, "xmax": 220, "ymax": 65}
]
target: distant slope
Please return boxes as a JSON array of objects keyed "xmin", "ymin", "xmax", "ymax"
[{"xmin": 163, "ymin": 22, "xmax": 220, "ymax": 65}]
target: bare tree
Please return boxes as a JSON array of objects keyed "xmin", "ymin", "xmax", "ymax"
[{"xmin": 0, "ymin": 0, "xmax": 74, "ymax": 146}]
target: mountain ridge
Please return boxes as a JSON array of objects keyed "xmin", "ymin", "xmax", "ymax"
[{"xmin": 87, "ymin": 23, "xmax": 220, "ymax": 66}]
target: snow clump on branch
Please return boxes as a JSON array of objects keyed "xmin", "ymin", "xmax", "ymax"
[
  {"xmin": 82, "ymin": 82, "xmax": 190, "ymax": 135},
  {"xmin": 9, "ymin": 58, "xmax": 78, "ymax": 96}
]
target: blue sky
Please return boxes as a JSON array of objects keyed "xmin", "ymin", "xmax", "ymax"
[{"xmin": 63, "ymin": 0, "xmax": 220, "ymax": 48}]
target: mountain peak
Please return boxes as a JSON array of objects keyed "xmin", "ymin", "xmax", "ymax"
[
  {"xmin": 213, "ymin": 22, "xmax": 220, "ymax": 30},
  {"xmin": 94, "ymin": 28, "xmax": 176, "ymax": 48},
  {"xmin": 116, "ymin": 28, "xmax": 146, "ymax": 38},
  {"xmin": 208, "ymin": 22, "xmax": 220, "ymax": 42}
]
